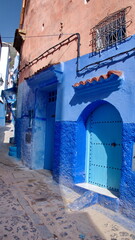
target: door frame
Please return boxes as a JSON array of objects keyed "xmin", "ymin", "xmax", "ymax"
[{"xmin": 44, "ymin": 89, "xmax": 57, "ymax": 170}]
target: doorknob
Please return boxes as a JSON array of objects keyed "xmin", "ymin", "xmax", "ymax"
[{"xmin": 111, "ymin": 142, "xmax": 117, "ymax": 147}]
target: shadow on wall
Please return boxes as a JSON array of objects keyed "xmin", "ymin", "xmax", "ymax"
[
  {"xmin": 70, "ymin": 86, "xmax": 118, "ymax": 106},
  {"xmin": 70, "ymin": 77, "xmax": 123, "ymax": 106},
  {"xmin": 77, "ymin": 36, "xmax": 134, "ymax": 78}
]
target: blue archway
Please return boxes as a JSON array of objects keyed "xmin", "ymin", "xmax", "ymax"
[{"xmin": 74, "ymin": 100, "xmax": 123, "ymax": 192}]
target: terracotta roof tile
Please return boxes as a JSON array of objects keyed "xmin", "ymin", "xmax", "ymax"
[{"xmin": 73, "ymin": 70, "xmax": 123, "ymax": 88}]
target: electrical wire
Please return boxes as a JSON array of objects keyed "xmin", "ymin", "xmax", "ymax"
[{"xmin": 1, "ymin": 33, "xmax": 75, "ymax": 39}]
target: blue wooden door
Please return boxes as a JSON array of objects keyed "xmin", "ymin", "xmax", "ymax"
[
  {"xmin": 86, "ymin": 103, "xmax": 122, "ymax": 192},
  {"xmin": 44, "ymin": 90, "xmax": 57, "ymax": 170}
]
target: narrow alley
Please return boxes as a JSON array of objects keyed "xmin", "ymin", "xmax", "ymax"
[{"xmin": 0, "ymin": 124, "xmax": 134, "ymax": 240}]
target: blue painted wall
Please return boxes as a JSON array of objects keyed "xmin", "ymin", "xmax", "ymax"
[
  {"xmin": 53, "ymin": 121, "xmax": 77, "ymax": 186},
  {"xmin": 0, "ymin": 102, "xmax": 5, "ymax": 126},
  {"xmin": 120, "ymin": 123, "xmax": 135, "ymax": 218},
  {"xmin": 16, "ymin": 35, "xmax": 135, "ymax": 218}
]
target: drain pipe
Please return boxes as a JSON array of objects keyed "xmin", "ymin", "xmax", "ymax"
[{"xmin": 19, "ymin": 0, "xmax": 27, "ymax": 29}]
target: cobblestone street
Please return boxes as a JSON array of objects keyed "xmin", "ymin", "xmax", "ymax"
[{"xmin": 0, "ymin": 124, "xmax": 135, "ymax": 240}]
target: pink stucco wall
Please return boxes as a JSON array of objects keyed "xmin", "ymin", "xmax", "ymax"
[{"xmin": 19, "ymin": 0, "xmax": 135, "ymax": 82}]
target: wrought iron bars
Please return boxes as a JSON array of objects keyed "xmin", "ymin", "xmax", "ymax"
[{"xmin": 90, "ymin": 7, "xmax": 131, "ymax": 53}]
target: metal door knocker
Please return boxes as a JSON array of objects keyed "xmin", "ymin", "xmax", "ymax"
[{"xmin": 111, "ymin": 142, "xmax": 117, "ymax": 147}]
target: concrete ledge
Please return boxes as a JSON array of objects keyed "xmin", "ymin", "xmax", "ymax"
[
  {"xmin": 72, "ymin": 183, "xmax": 120, "ymax": 212},
  {"xmin": 76, "ymin": 183, "xmax": 118, "ymax": 198}
]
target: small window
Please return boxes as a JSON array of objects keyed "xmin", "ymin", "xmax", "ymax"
[
  {"xmin": 91, "ymin": 8, "xmax": 127, "ymax": 52},
  {"xmin": 48, "ymin": 90, "xmax": 57, "ymax": 102}
]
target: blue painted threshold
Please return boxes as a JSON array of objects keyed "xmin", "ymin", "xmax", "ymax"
[{"xmin": 68, "ymin": 183, "xmax": 119, "ymax": 212}]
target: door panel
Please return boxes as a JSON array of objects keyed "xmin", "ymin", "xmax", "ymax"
[
  {"xmin": 44, "ymin": 90, "xmax": 57, "ymax": 170},
  {"xmin": 87, "ymin": 103, "xmax": 122, "ymax": 191}
]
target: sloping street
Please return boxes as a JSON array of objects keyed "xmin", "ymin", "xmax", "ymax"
[{"xmin": 0, "ymin": 124, "xmax": 134, "ymax": 240}]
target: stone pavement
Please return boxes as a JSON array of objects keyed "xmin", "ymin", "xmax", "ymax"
[{"xmin": 0, "ymin": 124, "xmax": 135, "ymax": 240}]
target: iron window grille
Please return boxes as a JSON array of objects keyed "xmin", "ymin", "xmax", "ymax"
[
  {"xmin": 48, "ymin": 90, "xmax": 57, "ymax": 102},
  {"xmin": 91, "ymin": 8, "xmax": 127, "ymax": 52}
]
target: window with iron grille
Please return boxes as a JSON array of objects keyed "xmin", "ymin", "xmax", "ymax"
[{"xmin": 91, "ymin": 8, "xmax": 127, "ymax": 52}]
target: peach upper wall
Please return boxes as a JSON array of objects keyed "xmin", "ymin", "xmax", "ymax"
[{"xmin": 19, "ymin": 0, "xmax": 135, "ymax": 82}]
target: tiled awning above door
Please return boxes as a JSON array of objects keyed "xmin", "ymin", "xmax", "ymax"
[{"xmin": 73, "ymin": 70, "xmax": 123, "ymax": 92}]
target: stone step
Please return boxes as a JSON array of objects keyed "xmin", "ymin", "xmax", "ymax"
[
  {"xmin": 68, "ymin": 190, "xmax": 98, "ymax": 210},
  {"xmin": 68, "ymin": 184, "xmax": 119, "ymax": 212}
]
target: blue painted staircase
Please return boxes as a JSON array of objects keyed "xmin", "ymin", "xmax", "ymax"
[{"xmin": 8, "ymin": 145, "xmax": 18, "ymax": 158}]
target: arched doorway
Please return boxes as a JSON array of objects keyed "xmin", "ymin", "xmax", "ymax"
[{"xmin": 86, "ymin": 102, "xmax": 122, "ymax": 192}]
